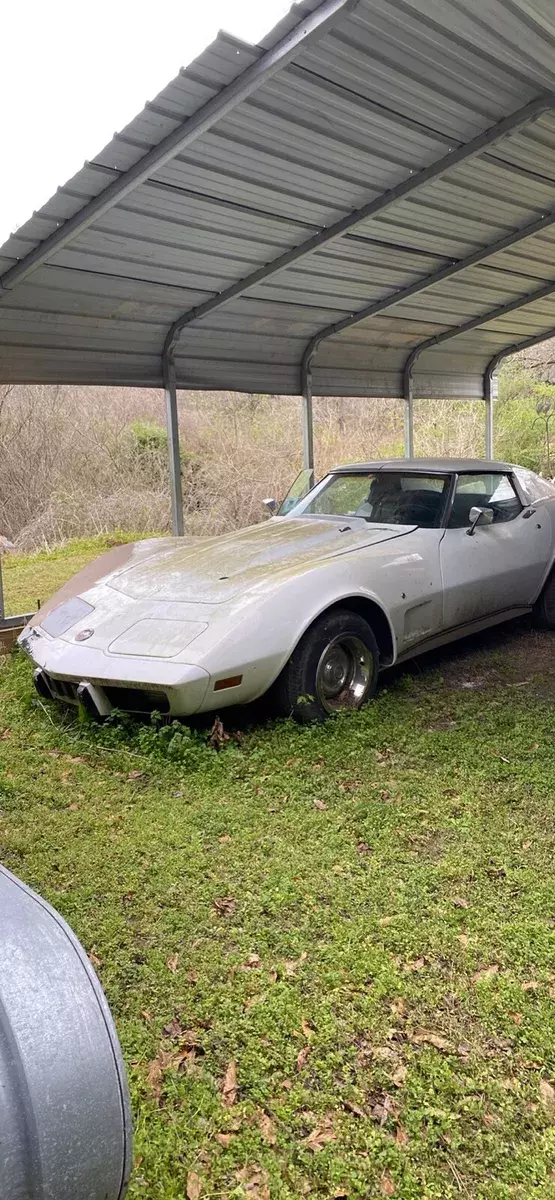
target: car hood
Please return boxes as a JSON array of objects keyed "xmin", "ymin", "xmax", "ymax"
[{"xmin": 108, "ymin": 518, "xmax": 414, "ymax": 604}]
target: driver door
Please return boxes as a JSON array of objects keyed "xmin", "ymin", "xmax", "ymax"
[{"xmin": 440, "ymin": 471, "xmax": 552, "ymax": 630}]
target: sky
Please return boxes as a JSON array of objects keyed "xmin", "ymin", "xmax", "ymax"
[{"xmin": 0, "ymin": 0, "xmax": 292, "ymax": 245}]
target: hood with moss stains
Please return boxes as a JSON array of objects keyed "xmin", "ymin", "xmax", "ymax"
[{"xmin": 107, "ymin": 517, "xmax": 413, "ymax": 604}]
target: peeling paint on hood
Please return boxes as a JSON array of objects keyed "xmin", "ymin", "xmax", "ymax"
[{"xmin": 108, "ymin": 518, "xmax": 414, "ymax": 603}]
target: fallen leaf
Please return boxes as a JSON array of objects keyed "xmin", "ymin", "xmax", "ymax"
[
  {"xmin": 296, "ymin": 1045, "xmax": 310, "ymax": 1071},
  {"xmin": 452, "ymin": 896, "xmax": 469, "ymax": 908},
  {"xmin": 371, "ymin": 1092, "xmax": 396, "ymax": 1126},
  {"xmin": 0, "ymin": 728, "xmax": 11, "ymax": 740},
  {"xmin": 313, "ymin": 799, "xmax": 327, "ymax": 810},
  {"xmin": 141, "ymin": 1009, "xmax": 153, "ymax": 1021},
  {"xmin": 209, "ymin": 718, "xmax": 230, "ymax": 751},
  {"xmin": 245, "ymin": 994, "xmax": 264, "ymax": 1010},
  {"xmin": 186, "ymin": 1171, "xmax": 202, "ymax": 1199},
  {"xmin": 509, "ymin": 1012, "xmax": 523, "ymax": 1026},
  {"xmin": 167, "ymin": 953, "xmax": 179, "ymax": 973},
  {"xmin": 458, "ymin": 933, "xmax": 470, "ymax": 948},
  {"xmin": 187, "ymin": 970, "xmax": 198, "ymax": 984},
  {"xmin": 372, "ymin": 1046, "xmax": 399, "ymax": 1064},
  {"xmin": 284, "ymin": 951, "xmax": 307, "ymax": 977},
  {"xmin": 356, "ymin": 841, "xmax": 372, "ymax": 854},
  {"xmin": 146, "ymin": 1049, "xmax": 174, "ymax": 1102},
  {"xmin": 380, "ymin": 1173, "xmax": 396, "ymax": 1196},
  {"xmin": 379, "ymin": 916, "xmax": 395, "ymax": 927},
  {"xmin": 392, "ymin": 1063, "xmax": 407, "ymax": 1087},
  {"xmin": 257, "ymin": 1110, "xmax": 276, "ymax": 1145},
  {"xmin": 390, "ymin": 997, "xmax": 407, "ymax": 1017},
  {"xmin": 212, "ymin": 896, "xmax": 236, "ymax": 917},
  {"xmin": 305, "ymin": 1116, "xmax": 337, "ymax": 1152},
  {"xmin": 163, "ymin": 1016, "xmax": 183, "ymax": 1039},
  {"xmin": 235, "ymin": 1164, "xmax": 270, "ymax": 1199},
  {"xmin": 219, "ymin": 834, "xmax": 231, "ymax": 844},
  {"xmin": 404, "ymin": 957, "xmax": 425, "ymax": 972},
  {"xmin": 410, "ymin": 1028, "xmax": 450, "ymax": 1051},
  {"xmin": 522, "ymin": 840, "xmax": 532, "ymax": 850},
  {"xmin": 215, "ymin": 1132, "xmax": 232, "ymax": 1147},
  {"xmin": 522, "ymin": 980, "xmax": 540, "ymax": 991},
  {"xmin": 221, "ymin": 1060, "xmax": 238, "ymax": 1108},
  {"xmin": 343, "ymin": 1098, "xmax": 366, "ymax": 1117},
  {"xmin": 68, "ymin": 802, "xmax": 79, "ymax": 811},
  {"xmin": 281, "ymin": 1078, "xmax": 293, "ymax": 1090},
  {"xmin": 88, "ymin": 950, "xmax": 102, "ymax": 968},
  {"xmin": 301, "ymin": 1020, "xmax": 314, "ymax": 1040},
  {"xmin": 128, "ymin": 769, "xmax": 145, "ymax": 780},
  {"xmin": 540, "ymin": 1078, "xmax": 555, "ymax": 1118},
  {"xmin": 395, "ymin": 1125, "xmax": 409, "ymax": 1146},
  {"xmin": 243, "ymin": 954, "xmax": 261, "ymax": 969},
  {"xmin": 472, "ymin": 964, "xmax": 499, "ymax": 983}
]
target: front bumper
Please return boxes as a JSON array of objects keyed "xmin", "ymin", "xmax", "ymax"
[{"xmin": 19, "ymin": 627, "xmax": 210, "ymax": 717}]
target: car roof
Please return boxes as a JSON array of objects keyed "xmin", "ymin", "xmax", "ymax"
[{"xmin": 331, "ymin": 457, "xmax": 516, "ymax": 475}]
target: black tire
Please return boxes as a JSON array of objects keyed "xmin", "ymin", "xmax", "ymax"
[
  {"xmin": 533, "ymin": 569, "xmax": 555, "ymax": 629},
  {"xmin": 271, "ymin": 608, "xmax": 379, "ymax": 723}
]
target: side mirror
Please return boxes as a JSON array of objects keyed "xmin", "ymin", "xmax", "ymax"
[
  {"xmin": 467, "ymin": 505, "xmax": 494, "ymax": 536},
  {"xmin": 263, "ymin": 497, "xmax": 278, "ymax": 516}
]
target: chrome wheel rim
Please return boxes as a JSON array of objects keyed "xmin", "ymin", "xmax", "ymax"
[{"xmin": 315, "ymin": 635, "xmax": 373, "ymax": 714}]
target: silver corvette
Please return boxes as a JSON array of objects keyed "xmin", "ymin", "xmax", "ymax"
[{"xmin": 19, "ymin": 458, "xmax": 555, "ymax": 723}]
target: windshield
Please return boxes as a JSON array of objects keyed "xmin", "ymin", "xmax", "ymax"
[{"xmin": 293, "ymin": 471, "xmax": 449, "ymax": 528}]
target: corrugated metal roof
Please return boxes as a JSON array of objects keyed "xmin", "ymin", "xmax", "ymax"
[{"xmin": 2, "ymin": 0, "xmax": 555, "ymax": 399}]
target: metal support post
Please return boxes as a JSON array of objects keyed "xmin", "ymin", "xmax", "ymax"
[
  {"xmin": 301, "ymin": 365, "xmax": 315, "ymax": 485},
  {"xmin": 484, "ymin": 367, "xmax": 495, "ymax": 459},
  {"xmin": 163, "ymin": 355, "xmax": 184, "ymax": 536},
  {"xmin": 403, "ymin": 369, "xmax": 414, "ymax": 458}
]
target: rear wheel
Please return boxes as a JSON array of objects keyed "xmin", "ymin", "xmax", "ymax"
[
  {"xmin": 272, "ymin": 608, "xmax": 379, "ymax": 723},
  {"xmin": 533, "ymin": 569, "xmax": 555, "ymax": 629}
]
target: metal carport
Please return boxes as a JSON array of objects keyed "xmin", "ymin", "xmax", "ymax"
[{"xmin": 2, "ymin": 0, "xmax": 555, "ymax": 540}]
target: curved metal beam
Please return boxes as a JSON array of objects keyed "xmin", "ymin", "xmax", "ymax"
[
  {"xmin": 485, "ymin": 325, "xmax": 555, "ymax": 385},
  {"xmin": 0, "ymin": 0, "xmax": 356, "ymax": 297},
  {"xmin": 163, "ymin": 93, "xmax": 555, "ymax": 364},
  {"xmin": 402, "ymin": 276, "xmax": 555, "ymax": 403},
  {"xmin": 302, "ymin": 203, "xmax": 555, "ymax": 381}
]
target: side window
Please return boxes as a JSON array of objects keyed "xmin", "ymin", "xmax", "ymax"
[{"xmin": 448, "ymin": 473, "xmax": 522, "ymax": 528}]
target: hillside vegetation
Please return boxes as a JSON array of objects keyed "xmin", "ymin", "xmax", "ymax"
[{"xmin": 2, "ymin": 360, "xmax": 554, "ymax": 551}]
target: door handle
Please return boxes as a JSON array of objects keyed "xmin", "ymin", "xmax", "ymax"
[{"xmin": 522, "ymin": 508, "xmax": 536, "ymax": 519}]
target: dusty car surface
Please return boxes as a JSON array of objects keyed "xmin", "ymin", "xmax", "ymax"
[{"xmin": 19, "ymin": 458, "xmax": 555, "ymax": 722}]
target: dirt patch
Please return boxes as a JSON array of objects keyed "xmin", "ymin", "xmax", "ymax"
[{"xmin": 391, "ymin": 618, "xmax": 555, "ymax": 702}]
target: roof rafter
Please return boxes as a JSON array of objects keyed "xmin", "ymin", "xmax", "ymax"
[
  {"xmin": 301, "ymin": 200, "xmax": 555, "ymax": 380},
  {"xmin": 403, "ymin": 279, "xmax": 555, "ymax": 397},
  {"xmin": 0, "ymin": 0, "xmax": 356, "ymax": 298},
  {"xmin": 163, "ymin": 93, "xmax": 555, "ymax": 362}
]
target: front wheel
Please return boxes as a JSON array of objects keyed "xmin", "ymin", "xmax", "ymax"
[
  {"xmin": 272, "ymin": 608, "xmax": 379, "ymax": 723},
  {"xmin": 533, "ymin": 569, "xmax": 555, "ymax": 629}
]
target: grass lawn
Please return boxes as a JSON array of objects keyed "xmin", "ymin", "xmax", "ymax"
[{"xmin": 2, "ymin": 539, "xmax": 555, "ymax": 1199}]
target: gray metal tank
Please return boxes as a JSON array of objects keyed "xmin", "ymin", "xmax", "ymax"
[{"xmin": 0, "ymin": 864, "xmax": 132, "ymax": 1199}]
